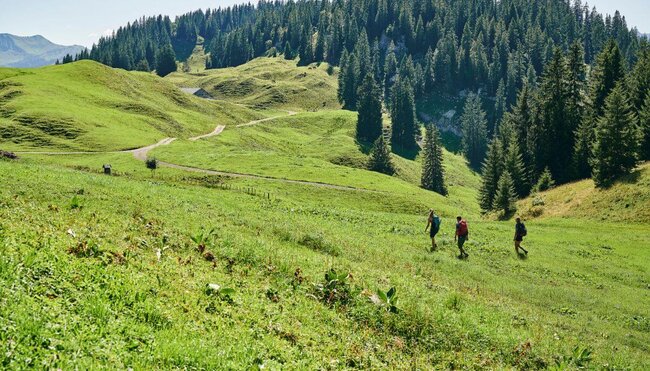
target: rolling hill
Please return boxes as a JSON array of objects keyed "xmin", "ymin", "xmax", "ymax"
[
  {"xmin": 166, "ymin": 57, "xmax": 340, "ymax": 111},
  {"xmin": 0, "ymin": 34, "xmax": 84, "ymax": 68},
  {"xmin": 0, "ymin": 60, "xmax": 264, "ymax": 151},
  {"xmin": 517, "ymin": 162, "xmax": 650, "ymax": 223},
  {"xmin": 0, "ymin": 53, "xmax": 648, "ymax": 369}
]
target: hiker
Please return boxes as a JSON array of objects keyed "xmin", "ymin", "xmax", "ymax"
[
  {"xmin": 514, "ymin": 217, "xmax": 528, "ymax": 255},
  {"xmin": 425, "ymin": 210, "xmax": 441, "ymax": 251},
  {"xmin": 455, "ymin": 216, "xmax": 469, "ymax": 258}
]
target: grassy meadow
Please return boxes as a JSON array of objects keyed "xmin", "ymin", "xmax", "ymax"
[
  {"xmin": 0, "ymin": 58, "xmax": 649, "ymax": 369},
  {"xmin": 0, "ymin": 61, "xmax": 264, "ymax": 152},
  {"xmin": 166, "ymin": 57, "xmax": 340, "ymax": 111}
]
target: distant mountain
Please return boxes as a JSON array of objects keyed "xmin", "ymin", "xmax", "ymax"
[{"xmin": 0, "ymin": 33, "xmax": 84, "ymax": 68}]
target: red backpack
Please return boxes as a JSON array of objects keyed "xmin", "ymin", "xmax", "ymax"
[{"xmin": 458, "ymin": 220, "xmax": 468, "ymax": 236}]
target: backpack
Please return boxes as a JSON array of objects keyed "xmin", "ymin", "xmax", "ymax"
[
  {"xmin": 458, "ymin": 220, "xmax": 468, "ymax": 236},
  {"xmin": 521, "ymin": 223, "xmax": 527, "ymax": 237},
  {"xmin": 433, "ymin": 216, "xmax": 441, "ymax": 233}
]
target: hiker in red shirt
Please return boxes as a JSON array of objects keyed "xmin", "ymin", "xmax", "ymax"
[{"xmin": 455, "ymin": 216, "xmax": 469, "ymax": 259}]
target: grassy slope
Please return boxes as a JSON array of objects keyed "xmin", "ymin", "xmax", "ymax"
[
  {"xmin": 517, "ymin": 162, "xmax": 650, "ymax": 223},
  {"xmin": 150, "ymin": 109, "xmax": 481, "ymax": 215},
  {"xmin": 1, "ymin": 157, "xmax": 648, "ymax": 369},
  {"xmin": 0, "ymin": 61, "xmax": 264, "ymax": 151},
  {"xmin": 1, "ymin": 56, "xmax": 648, "ymax": 369},
  {"xmin": 166, "ymin": 57, "xmax": 340, "ymax": 111}
]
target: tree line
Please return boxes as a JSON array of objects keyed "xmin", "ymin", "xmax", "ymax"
[
  {"xmin": 476, "ymin": 41, "xmax": 650, "ymax": 214},
  {"xmin": 75, "ymin": 0, "xmax": 642, "ymax": 83}
]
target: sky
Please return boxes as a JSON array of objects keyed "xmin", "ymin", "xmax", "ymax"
[{"xmin": 0, "ymin": 0, "xmax": 648, "ymax": 47}]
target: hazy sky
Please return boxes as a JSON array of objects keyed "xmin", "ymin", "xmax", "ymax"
[{"xmin": 0, "ymin": 0, "xmax": 648, "ymax": 47}]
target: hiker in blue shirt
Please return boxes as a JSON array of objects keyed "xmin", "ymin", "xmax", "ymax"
[{"xmin": 425, "ymin": 209, "xmax": 441, "ymax": 252}]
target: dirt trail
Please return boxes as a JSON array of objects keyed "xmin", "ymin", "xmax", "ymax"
[
  {"xmin": 15, "ymin": 111, "xmax": 375, "ymax": 192},
  {"xmin": 189, "ymin": 126, "xmax": 225, "ymax": 141},
  {"xmin": 236, "ymin": 111, "xmax": 298, "ymax": 128}
]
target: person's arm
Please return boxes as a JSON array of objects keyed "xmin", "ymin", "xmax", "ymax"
[
  {"xmin": 425, "ymin": 219, "xmax": 431, "ymax": 232},
  {"xmin": 454, "ymin": 224, "xmax": 458, "ymax": 241}
]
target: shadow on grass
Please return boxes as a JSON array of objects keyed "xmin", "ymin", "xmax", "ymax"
[
  {"xmin": 497, "ymin": 210, "xmax": 517, "ymax": 221},
  {"xmin": 392, "ymin": 145, "xmax": 420, "ymax": 161},
  {"xmin": 517, "ymin": 252, "xmax": 528, "ymax": 260}
]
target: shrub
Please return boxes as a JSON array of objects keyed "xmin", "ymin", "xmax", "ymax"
[
  {"xmin": 375, "ymin": 287, "xmax": 399, "ymax": 313},
  {"xmin": 314, "ymin": 269, "xmax": 353, "ymax": 307},
  {"xmin": 534, "ymin": 167, "xmax": 555, "ymax": 192},
  {"xmin": 146, "ymin": 158, "xmax": 158, "ymax": 176}
]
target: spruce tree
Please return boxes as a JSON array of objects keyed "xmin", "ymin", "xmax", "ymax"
[
  {"xmin": 504, "ymin": 133, "xmax": 530, "ymax": 197},
  {"xmin": 156, "ymin": 44, "xmax": 177, "ymax": 77},
  {"xmin": 460, "ymin": 93, "xmax": 488, "ymax": 170},
  {"xmin": 368, "ymin": 135, "xmax": 394, "ymax": 175},
  {"xmin": 591, "ymin": 84, "xmax": 640, "ymax": 187},
  {"xmin": 537, "ymin": 48, "xmax": 570, "ymax": 182},
  {"xmin": 573, "ymin": 118, "xmax": 595, "ymax": 179},
  {"xmin": 494, "ymin": 170, "xmax": 517, "ymax": 214},
  {"xmin": 283, "ymin": 41, "xmax": 294, "ymax": 60},
  {"xmin": 338, "ymin": 50, "xmax": 359, "ymax": 110},
  {"xmin": 533, "ymin": 167, "xmax": 555, "ymax": 192},
  {"xmin": 356, "ymin": 73, "xmax": 383, "ymax": 143},
  {"xmin": 640, "ymin": 93, "xmax": 650, "ymax": 161},
  {"xmin": 298, "ymin": 28, "xmax": 314, "ymax": 66},
  {"xmin": 390, "ymin": 76, "xmax": 418, "ymax": 151},
  {"xmin": 478, "ymin": 138, "xmax": 504, "ymax": 212},
  {"xmin": 421, "ymin": 125, "xmax": 447, "ymax": 195}
]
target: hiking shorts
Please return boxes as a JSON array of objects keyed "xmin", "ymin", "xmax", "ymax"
[
  {"xmin": 515, "ymin": 235, "xmax": 523, "ymax": 242},
  {"xmin": 457, "ymin": 235, "xmax": 467, "ymax": 248}
]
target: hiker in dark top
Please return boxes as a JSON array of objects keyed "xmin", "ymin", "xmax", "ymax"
[
  {"xmin": 514, "ymin": 217, "xmax": 528, "ymax": 255},
  {"xmin": 425, "ymin": 209, "xmax": 441, "ymax": 251},
  {"xmin": 455, "ymin": 216, "xmax": 469, "ymax": 259}
]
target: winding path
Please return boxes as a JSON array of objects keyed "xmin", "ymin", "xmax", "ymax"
[{"xmin": 15, "ymin": 112, "xmax": 373, "ymax": 193}]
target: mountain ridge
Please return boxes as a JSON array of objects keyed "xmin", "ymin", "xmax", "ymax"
[{"xmin": 0, "ymin": 33, "xmax": 84, "ymax": 68}]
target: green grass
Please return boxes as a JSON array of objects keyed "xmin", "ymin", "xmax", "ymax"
[
  {"xmin": 165, "ymin": 57, "xmax": 340, "ymax": 111},
  {"xmin": 150, "ymin": 109, "xmax": 481, "ymax": 215},
  {"xmin": 0, "ymin": 60, "xmax": 265, "ymax": 151},
  {"xmin": 1, "ymin": 58, "xmax": 649, "ymax": 369},
  {"xmin": 517, "ymin": 162, "xmax": 650, "ymax": 223},
  {"xmin": 1, "ymin": 156, "xmax": 648, "ymax": 369}
]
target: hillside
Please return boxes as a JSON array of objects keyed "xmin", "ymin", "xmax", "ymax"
[
  {"xmin": 2, "ymin": 149, "xmax": 649, "ymax": 368},
  {"xmin": 166, "ymin": 57, "xmax": 340, "ymax": 111},
  {"xmin": 0, "ymin": 42, "xmax": 648, "ymax": 368},
  {"xmin": 517, "ymin": 162, "xmax": 650, "ymax": 223},
  {"xmin": 0, "ymin": 60, "xmax": 264, "ymax": 151},
  {"xmin": 0, "ymin": 34, "xmax": 84, "ymax": 68}
]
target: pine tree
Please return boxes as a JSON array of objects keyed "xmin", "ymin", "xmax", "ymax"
[
  {"xmin": 368, "ymin": 135, "xmax": 394, "ymax": 175},
  {"xmin": 590, "ymin": 84, "xmax": 640, "ymax": 187},
  {"xmin": 460, "ymin": 93, "xmax": 488, "ymax": 170},
  {"xmin": 338, "ymin": 50, "xmax": 359, "ymax": 110},
  {"xmin": 156, "ymin": 44, "xmax": 177, "ymax": 77},
  {"xmin": 533, "ymin": 167, "xmax": 555, "ymax": 192},
  {"xmin": 298, "ymin": 28, "xmax": 314, "ymax": 66},
  {"xmin": 640, "ymin": 93, "xmax": 650, "ymax": 161},
  {"xmin": 135, "ymin": 59, "xmax": 151, "ymax": 72},
  {"xmin": 479, "ymin": 138, "xmax": 504, "ymax": 212},
  {"xmin": 390, "ymin": 76, "xmax": 418, "ymax": 151},
  {"xmin": 504, "ymin": 133, "xmax": 529, "ymax": 197},
  {"xmin": 356, "ymin": 73, "xmax": 383, "ymax": 143},
  {"xmin": 536, "ymin": 48, "xmax": 570, "ymax": 182},
  {"xmin": 421, "ymin": 125, "xmax": 447, "ymax": 195},
  {"xmin": 573, "ymin": 118, "xmax": 595, "ymax": 179},
  {"xmin": 493, "ymin": 80, "xmax": 507, "ymax": 131},
  {"xmin": 494, "ymin": 170, "xmax": 517, "ymax": 214},
  {"xmin": 283, "ymin": 41, "xmax": 294, "ymax": 60}
]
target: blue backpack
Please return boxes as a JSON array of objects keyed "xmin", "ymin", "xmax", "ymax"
[{"xmin": 433, "ymin": 216, "xmax": 441, "ymax": 233}]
